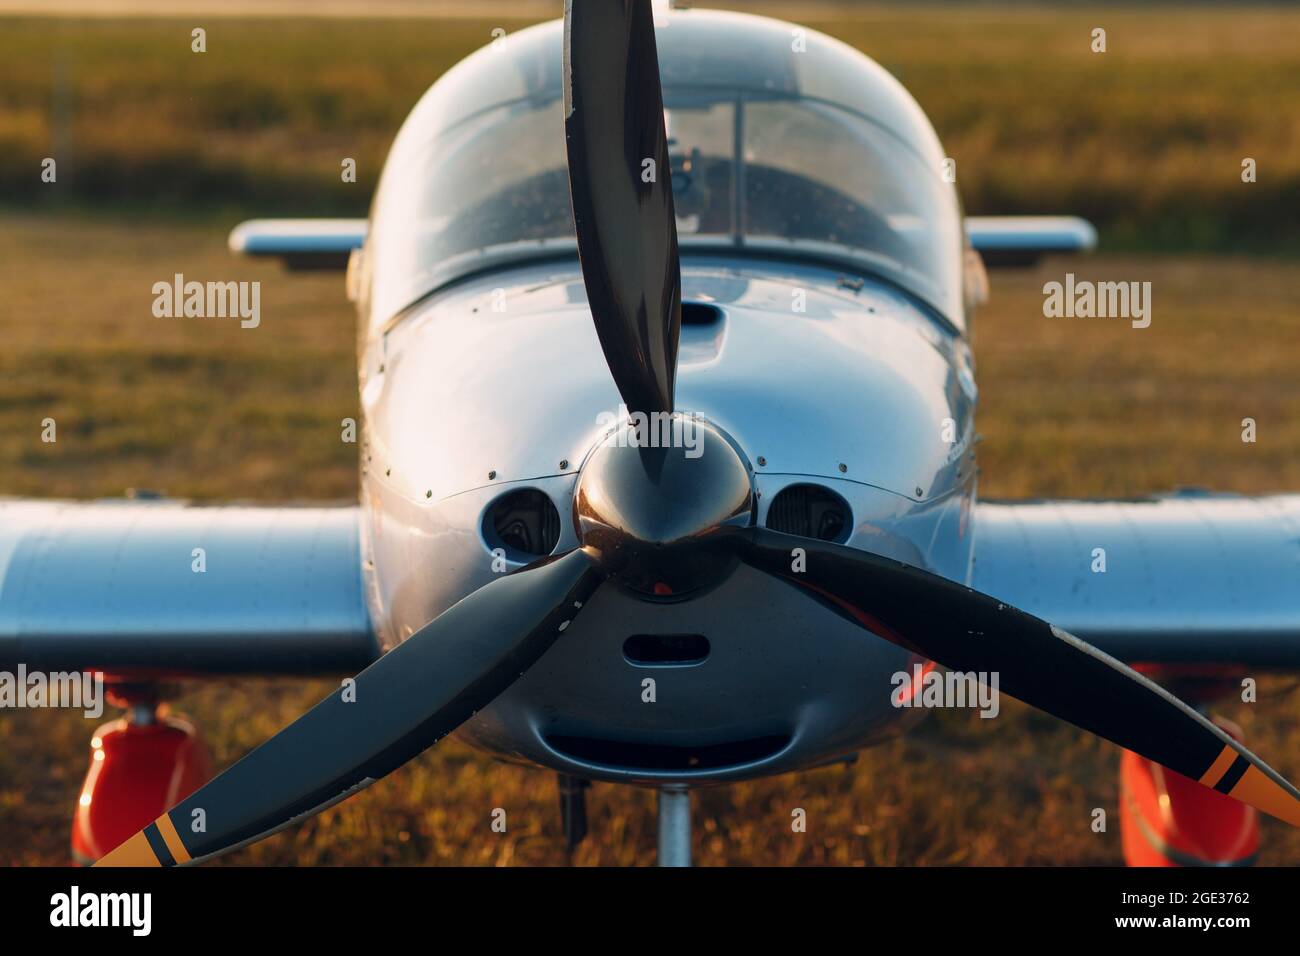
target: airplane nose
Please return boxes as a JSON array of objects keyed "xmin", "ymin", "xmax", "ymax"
[{"xmin": 573, "ymin": 416, "xmax": 754, "ymax": 594}]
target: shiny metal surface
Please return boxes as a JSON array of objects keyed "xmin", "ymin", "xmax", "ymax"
[
  {"xmin": 574, "ymin": 418, "xmax": 754, "ymax": 592},
  {"xmin": 455, "ymin": 557, "xmax": 921, "ymax": 785},
  {"xmin": 361, "ymin": 262, "xmax": 975, "ymax": 513},
  {"xmin": 657, "ymin": 789, "xmax": 692, "ymax": 867},
  {"xmin": 366, "ymin": 460, "xmax": 957, "ymax": 781},
  {"xmin": 965, "ymin": 216, "xmax": 1098, "ymax": 255},
  {"xmin": 228, "ymin": 219, "xmax": 366, "ymax": 258},
  {"xmin": 361, "ymin": 461, "xmax": 973, "ymax": 642},
  {"xmin": 0, "ymin": 501, "xmax": 376, "ymax": 676},
  {"xmin": 972, "ymin": 493, "xmax": 1300, "ymax": 667},
  {"xmin": 965, "ymin": 216, "xmax": 1098, "ymax": 268},
  {"xmin": 357, "ymin": 249, "xmax": 980, "ymax": 782},
  {"xmin": 362, "ymin": 474, "xmax": 582, "ymax": 652}
]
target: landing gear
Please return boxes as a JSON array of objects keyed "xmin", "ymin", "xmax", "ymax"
[
  {"xmin": 557, "ymin": 774, "xmax": 590, "ymax": 851},
  {"xmin": 1118, "ymin": 671, "xmax": 1260, "ymax": 867},
  {"xmin": 71, "ymin": 687, "xmax": 211, "ymax": 866},
  {"xmin": 656, "ymin": 788, "xmax": 692, "ymax": 867},
  {"xmin": 1120, "ymin": 715, "xmax": 1258, "ymax": 867},
  {"xmin": 558, "ymin": 779, "xmax": 693, "ymax": 865}
]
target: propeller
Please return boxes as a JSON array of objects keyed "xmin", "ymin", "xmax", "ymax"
[
  {"xmin": 94, "ymin": 0, "xmax": 1299, "ymax": 866},
  {"xmin": 564, "ymin": 0, "xmax": 682, "ymax": 415},
  {"xmin": 97, "ymin": 550, "xmax": 604, "ymax": 865},
  {"xmin": 726, "ymin": 527, "xmax": 1300, "ymax": 827},
  {"xmin": 570, "ymin": 424, "xmax": 1300, "ymax": 830}
]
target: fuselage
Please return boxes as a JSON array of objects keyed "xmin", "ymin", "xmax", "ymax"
[
  {"xmin": 350, "ymin": 6, "xmax": 979, "ymax": 785},
  {"xmin": 357, "ymin": 257, "xmax": 979, "ymax": 784}
]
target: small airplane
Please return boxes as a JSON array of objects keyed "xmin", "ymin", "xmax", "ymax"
[{"xmin": 4, "ymin": 0, "xmax": 1298, "ymax": 868}]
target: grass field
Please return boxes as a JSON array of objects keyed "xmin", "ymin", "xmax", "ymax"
[
  {"xmin": 2, "ymin": 6, "xmax": 1300, "ymax": 248},
  {"xmin": 3, "ymin": 215, "xmax": 1298, "ymax": 866},
  {"xmin": 2, "ymin": 5, "xmax": 1299, "ymax": 866}
]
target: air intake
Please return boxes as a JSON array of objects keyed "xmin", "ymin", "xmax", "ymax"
[
  {"xmin": 680, "ymin": 301, "xmax": 722, "ymax": 325},
  {"xmin": 482, "ymin": 488, "xmax": 561, "ymax": 560},
  {"xmin": 545, "ymin": 733, "xmax": 790, "ymax": 772},
  {"xmin": 765, "ymin": 483, "xmax": 851, "ymax": 543},
  {"xmin": 623, "ymin": 634, "xmax": 711, "ymax": 666}
]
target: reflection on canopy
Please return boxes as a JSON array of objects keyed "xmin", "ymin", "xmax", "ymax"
[{"xmin": 368, "ymin": 11, "xmax": 963, "ymax": 329}]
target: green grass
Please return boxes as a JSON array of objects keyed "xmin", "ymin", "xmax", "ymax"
[
  {"xmin": 0, "ymin": 215, "xmax": 358, "ymax": 500},
  {"xmin": 2, "ymin": 7, "xmax": 1300, "ymax": 248}
]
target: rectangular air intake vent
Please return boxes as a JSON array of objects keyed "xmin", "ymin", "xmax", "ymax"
[{"xmin": 623, "ymin": 634, "xmax": 710, "ymax": 666}]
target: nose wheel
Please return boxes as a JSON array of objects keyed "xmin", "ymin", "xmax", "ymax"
[{"xmin": 656, "ymin": 788, "xmax": 692, "ymax": 867}]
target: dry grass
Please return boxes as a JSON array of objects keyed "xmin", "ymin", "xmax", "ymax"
[{"xmin": 1, "ymin": 214, "xmax": 1298, "ymax": 866}]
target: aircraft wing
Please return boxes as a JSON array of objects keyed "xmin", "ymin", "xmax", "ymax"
[
  {"xmin": 0, "ymin": 500, "xmax": 378, "ymax": 678},
  {"xmin": 971, "ymin": 492, "xmax": 1300, "ymax": 668},
  {"xmin": 228, "ymin": 218, "xmax": 366, "ymax": 271},
  {"xmin": 965, "ymin": 215, "xmax": 1097, "ymax": 267}
]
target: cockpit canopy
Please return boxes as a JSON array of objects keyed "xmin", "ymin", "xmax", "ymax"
[{"xmin": 368, "ymin": 9, "xmax": 964, "ymax": 329}]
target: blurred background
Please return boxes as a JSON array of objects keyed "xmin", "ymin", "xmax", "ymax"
[{"xmin": 2, "ymin": 1, "xmax": 1298, "ymax": 865}]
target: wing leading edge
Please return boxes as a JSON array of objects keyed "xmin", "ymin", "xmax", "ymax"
[
  {"xmin": 971, "ymin": 492, "xmax": 1300, "ymax": 668},
  {"xmin": 0, "ymin": 500, "xmax": 378, "ymax": 677}
]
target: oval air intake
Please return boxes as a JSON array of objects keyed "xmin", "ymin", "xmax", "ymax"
[
  {"xmin": 764, "ymin": 483, "xmax": 852, "ymax": 543},
  {"xmin": 483, "ymin": 489, "xmax": 562, "ymax": 560}
]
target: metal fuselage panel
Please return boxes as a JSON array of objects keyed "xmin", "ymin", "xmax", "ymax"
[{"xmin": 359, "ymin": 260, "xmax": 977, "ymax": 783}]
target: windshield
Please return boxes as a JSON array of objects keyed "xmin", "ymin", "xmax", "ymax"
[{"xmin": 368, "ymin": 24, "xmax": 964, "ymax": 329}]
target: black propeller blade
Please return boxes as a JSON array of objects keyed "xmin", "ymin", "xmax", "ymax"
[
  {"xmin": 96, "ymin": 549, "xmax": 603, "ymax": 866},
  {"xmin": 730, "ymin": 526, "xmax": 1300, "ymax": 828},
  {"xmin": 564, "ymin": 0, "xmax": 682, "ymax": 415}
]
